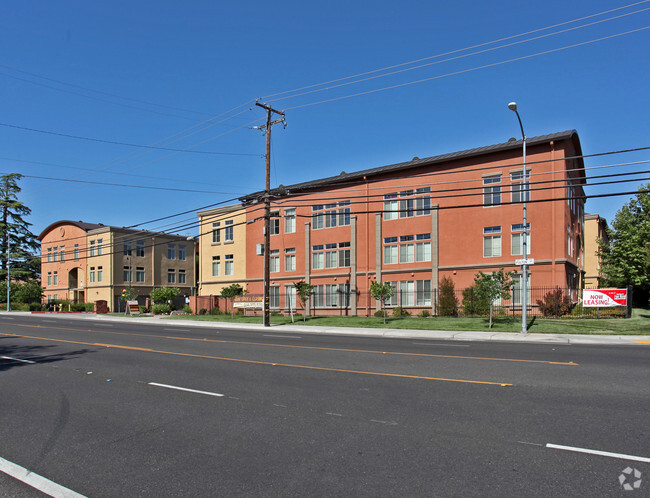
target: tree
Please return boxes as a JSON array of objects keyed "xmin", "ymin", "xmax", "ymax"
[
  {"xmin": 599, "ymin": 184, "xmax": 650, "ymax": 307},
  {"xmin": 12, "ymin": 280, "xmax": 44, "ymax": 303},
  {"xmin": 474, "ymin": 269, "xmax": 516, "ymax": 328},
  {"xmin": 150, "ymin": 286, "xmax": 179, "ymax": 304},
  {"xmin": 438, "ymin": 276, "xmax": 459, "ymax": 316},
  {"xmin": 293, "ymin": 281, "xmax": 314, "ymax": 322},
  {"xmin": 0, "ymin": 174, "xmax": 39, "ymax": 281},
  {"xmin": 370, "ymin": 280, "xmax": 395, "ymax": 325},
  {"xmin": 220, "ymin": 283, "xmax": 245, "ymax": 318}
]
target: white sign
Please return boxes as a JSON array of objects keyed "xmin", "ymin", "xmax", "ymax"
[
  {"xmin": 515, "ymin": 258, "xmax": 535, "ymax": 266},
  {"xmin": 583, "ymin": 289, "xmax": 628, "ymax": 307}
]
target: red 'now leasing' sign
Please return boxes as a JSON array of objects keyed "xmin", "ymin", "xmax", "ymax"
[{"xmin": 582, "ymin": 289, "xmax": 628, "ymax": 307}]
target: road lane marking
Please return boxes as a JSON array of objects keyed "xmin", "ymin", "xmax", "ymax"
[
  {"xmin": 0, "ymin": 455, "xmax": 86, "ymax": 497},
  {"xmin": 632, "ymin": 340, "xmax": 650, "ymax": 344},
  {"xmin": 263, "ymin": 334, "xmax": 302, "ymax": 339},
  {"xmin": 8, "ymin": 324, "xmax": 577, "ymax": 366},
  {"xmin": 0, "ymin": 332, "xmax": 513, "ymax": 386},
  {"xmin": 148, "ymin": 382, "xmax": 224, "ymax": 397},
  {"xmin": 1, "ymin": 356, "xmax": 36, "ymax": 364},
  {"xmin": 546, "ymin": 443, "xmax": 650, "ymax": 463}
]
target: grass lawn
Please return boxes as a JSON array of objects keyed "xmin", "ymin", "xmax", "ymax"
[{"xmin": 165, "ymin": 308, "xmax": 650, "ymax": 334}]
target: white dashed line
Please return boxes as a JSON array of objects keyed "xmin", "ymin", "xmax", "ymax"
[
  {"xmin": 148, "ymin": 382, "xmax": 224, "ymax": 397},
  {"xmin": 412, "ymin": 342, "xmax": 470, "ymax": 347},
  {"xmin": 546, "ymin": 443, "xmax": 650, "ymax": 462},
  {"xmin": 0, "ymin": 455, "xmax": 86, "ymax": 497},
  {"xmin": 263, "ymin": 334, "xmax": 302, "ymax": 339}
]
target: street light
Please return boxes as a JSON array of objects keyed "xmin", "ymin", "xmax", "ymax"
[{"xmin": 508, "ymin": 102, "xmax": 528, "ymax": 334}]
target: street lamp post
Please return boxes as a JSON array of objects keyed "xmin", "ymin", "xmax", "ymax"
[{"xmin": 508, "ymin": 102, "xmax": 528, "ymax": 334}]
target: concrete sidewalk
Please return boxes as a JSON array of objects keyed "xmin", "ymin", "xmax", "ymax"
[{"xmin": 8, "ymin": 311, "xmax": 649, "ymax": 345}]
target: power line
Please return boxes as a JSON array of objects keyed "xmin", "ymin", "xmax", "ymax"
[{"xmin": 0, "ymin": 122, "xmax": 262, "ymax": 156}]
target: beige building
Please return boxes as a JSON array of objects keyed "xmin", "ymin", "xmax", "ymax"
[
  {"xmin": 197, "ymin": 204, "xmax": 247, "ymax": 296},
  {"xmin": 39, "ymin": 221, "xmax": 196, "ymax": 311},
  {"xmin": 583, "ymin": 213, "xmax": 609, "ymax": 288}
]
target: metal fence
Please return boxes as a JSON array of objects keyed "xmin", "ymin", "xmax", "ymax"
[{"xmin": 304, "ymin": 286, "xmax": 629, "ymax": 318}]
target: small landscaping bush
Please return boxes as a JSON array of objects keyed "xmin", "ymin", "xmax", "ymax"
[
  {"xmin": 152, "ymin": 304, "xmax": 171, "ymax": 315},
  {"xmin": 374, "ymin": 310, "xmax": 388, "ymax": 318},
  {"xmin": 199, "ymin": 308, "xmax": 207, "ymax": 315},
  {"xmin": 438, "ymin": 276, "xmax": 459, "ymax": 316},
  {"xmin": 418, "ymin": 309, "xmax": 431, "ymax": 318},
  {"xmin": 392, "ymin": 306, "xmax": 411, "ymax": 317},
  {"xmin": 183, "ymin": 304, "xmax": 192, "ymax": 314},
  {"xmin": 209, "ymin": 308, "xmax": 222, "ymax": 315},
  {"xmin": 537, "ymin": 289, "xmax": 573, "ymax": 317}
]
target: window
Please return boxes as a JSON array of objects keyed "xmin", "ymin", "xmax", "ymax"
[
  {"xmin": 225, "ymin": 254, "xmax": 234, "ymax": 275},
  {"xmin": 511, "ymin": 171, "xmax": 530, "ymax": 203},
  {"xmin": 212, "ymin": 256, "xmax": 221, "ymax": 276},
  {"xmin": 386, "ymin": 281, "xmax": 398, "ymax": 306},
  {"xmin": 136, "ymin": 241, "xmax": 145, "ymax": 257},
  {"xmin": 416, "ymin": 280, "xmax": 432, "ymax": 306},
  {"xmin": 483, "ymin": 175, "xmax": 501, "ymax": 206},
  {"xmin": 285, "ymin": 248, "xmax": 296, "ymax": 272},
  {"xmin": 270, "ymin": 286, "xmax": 280, "ymax": 308},
  {"xmin": 270, "ymin": 212, "xmax": 280, "ymax": 235},
  {"xmin": 136, "ymin": 267, "xmax": 145, "ymax": 282},
  {"xmin": 89, "ymin": 267, "xmax": 95, "ymax": 283},
  {"xmin": 285, "ymin": 285, "xmax": 296, "ymax": 310},
  {"xmin": 312, "ymin": 245, "xmax": 324, "ymax": 269},
  {"xmin": 384, "ymin": 234, "xmax": 430, "ymax": 264},
  {"xmin": 312, "ymin": 243, "xmax": 350, "ymax": 269},
  {"xmin": 123, "ymin": 266, "xmax": 132, "ymax": 282},
  {"xmin": 511, "ymin": 224, "xmax": 531, "ymax": 256},
  {"xmin": 512, "ymin": 273, "xmax": 531, "ymax": 306},
  {"xmin": 483, "ymin": 226, "xmax": 502, "ymax": 257},
  {"xmin": 167, "ymin": 270, "xmax": 176, "ymax": 284},
  {"xmin": 270, "ymin": 249, "xmax": 280, "ymax": 273},
  {"xmin": 47, "ymin": 248, "xmax": 52, "ymax": 262},
  {"xmin": 123, "ymin": 241, "xmax": 132, "ymax": 256},
  {"xmin": 178, "ymin": 245, "xmax": 186, "ymax": 261},
  {"xmin": 90, "ymin": 241, "xmax": 96, "ymax": 257},
  {"xmin": 97, "ymin": 266, "xmax": 103, "ymax": 282},
  {"xmin": 53, "ymin": 247, "xmax": 59, "ymax": 262},
  {"xmin": 47, "ymin": 272, "xmax": 52, "ymax": 286},
  {"xmin": 97, "ymin": 239, "xmax": 103, "ymax": 256},
  {"xmin": 312, "ymin": 285, "xmax": 324, "ymax": 307},
  {"xmin": 167, "ymin": 244, "xmax": 176, "ymax": 260},
  {"xmin": 400, "ymin": 281, "xmax": 415, "ymax": 306},
  {"xmin": 53, "ymin": 271, "xmax": 58, "ymax": 285},
  {"xmin": 384, "ymin": 188, "xmax": 431, "ymax": 220},
  {"xmin": 285, "ymin": 209, "xmax": 296, "ymax": 233},
  {"xmin": 178, "ymin": 269, "xmax": 186, "ymax": 284},
  {"xmin": 212, "ymin": 222, "xmax": 221, "ymax": 244},
  {"xmin": 312, "ymin": 201, "xmax": 351, "ymax": 229},
  {"xmin": 60, "ymin": 245, "xmax": 65, "ymax": 262},
  {"xmin": 225, "ymin": 220, "xmax": 234, "ymax": 242},
  {"xmin": 74, "ymin": 244, "xmax": 79, "ymax": 260}
]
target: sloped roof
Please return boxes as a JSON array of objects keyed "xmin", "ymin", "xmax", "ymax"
[
  {"xmin": 37, "ymin": 220, "xmax": 104, "ymax": 240},
  {"xmin": 241, "ymin": 130, "xmax": 581, "ymax": 202}
]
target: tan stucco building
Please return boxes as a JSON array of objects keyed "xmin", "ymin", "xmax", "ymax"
[
  {"xmin": 583, "ymin": 213, "xmax": 609, "ymax": 288},
  {"xmin": 39, "ymin": 221, "xmax": 196, "ymax": 311},
  {"xmin": 197, "ymin": 204, "xmax": 247, "ymax": 296}
]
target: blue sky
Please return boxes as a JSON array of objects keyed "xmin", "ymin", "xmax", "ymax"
[{"xmin": 2, "ymin": 0, "xmax": 649, "ymax": 238}]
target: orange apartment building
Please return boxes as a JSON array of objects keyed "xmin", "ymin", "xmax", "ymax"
[
  {"xmin": 39, "ymin": 221, "xmax": 196, "ymax": 311},
  {"xmin": 583, "ymin": 213, "xmax": 609, "ymax": 288},
  {"xmin": 236, "ymin": 130, "xmax": 585, "ymax": 316}
]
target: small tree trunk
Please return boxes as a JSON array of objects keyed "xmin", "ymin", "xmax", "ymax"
[{"xmin": 489, "ymin": 303, "xmax": 493, "ymax": 328}]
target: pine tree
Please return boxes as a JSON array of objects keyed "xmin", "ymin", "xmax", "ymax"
[{"xmin": 0, "ymin": 174, "xmax": 39, "ymax": 281}]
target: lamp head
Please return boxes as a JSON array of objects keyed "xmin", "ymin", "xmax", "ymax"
[{"xmin": 508, "ymin": 102, "xmax": 518, "ymax": 112}]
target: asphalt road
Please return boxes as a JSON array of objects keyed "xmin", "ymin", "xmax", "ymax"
[{"xmin": 1, "ymin": 314, "xmax": 648, "ymax": 496}]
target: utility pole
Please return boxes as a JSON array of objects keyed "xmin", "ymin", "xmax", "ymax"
[{"xmin": 255, "ymin": 102, "xmax": 286, "ymax": 327}]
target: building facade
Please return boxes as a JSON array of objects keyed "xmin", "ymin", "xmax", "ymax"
[
  {"xmin": 39, "ymin": 221, "xmax": 196, "ymax": 311},
  {"xmin": 197, "ymin": 204, "xmax": 247, "ymax": 297},
  {"xmin": 238, "ymin": 130, "xmax": 586, "ymax": 315},
  {"xmin": 583, "ymin": 213, "xmax": 609, "ymax": 288}
]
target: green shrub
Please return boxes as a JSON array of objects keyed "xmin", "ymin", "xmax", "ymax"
[
  {"xmin": 209, "ymin": 307, "xmax": 222, "ymax": 315},
  {"xmin": 374, "ymin": 310, "xmax": 388, "ymax": 318},
  {"xmin": 139, "ymin": 306, "xmax": 148, "ymax": 314},
  {"xmin": 438, "ymin": 276, "xmax": 459, "ymax": 316},
  {"xmin": 70, "ymin": 303, "xmax": 87, "ymax": 312},
  {"xmin": 392, "ymin": 306, "xmax": 410, "ymax": 317},
  {"xmin": 151, "ymin": 304, "xmax": 171, "ymax": 315},
  {"xmin": 183, "ymin": 304, "xmax": 192, "ymax": 314},
  {"xmin": 537, "ymin": 289, "xmax": 573, "ymax": 317},
  {"xmin": 461, "ymin": 286, "xmax": 490, "ymax": 316},
  {"xmin": 418, "ymin": 309, "xmax": 431, "ymax": 318},
  {"xmin": 29, "ymin": 302, "xmax": 44, "ymax": 311},
  {"xmin": 199, "ymin": 308, "xmax": 207, "ymax": 315}
]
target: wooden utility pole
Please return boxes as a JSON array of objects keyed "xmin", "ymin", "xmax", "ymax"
[{"xmin": 255, "ymin": 102, "xmax": 285, "ymax": 327}]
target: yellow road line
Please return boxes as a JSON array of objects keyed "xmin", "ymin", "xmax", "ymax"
[
  {"xmin": 632, "ymin": 340, "xmax": 650, "ymax": 344},
  {"xmin": 9, "ymin": 323, "xmax": 578, "ymax": 366},
  {"xmin": 0, "ymin": 332, "xmax": 512, "ymax": 386}
]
